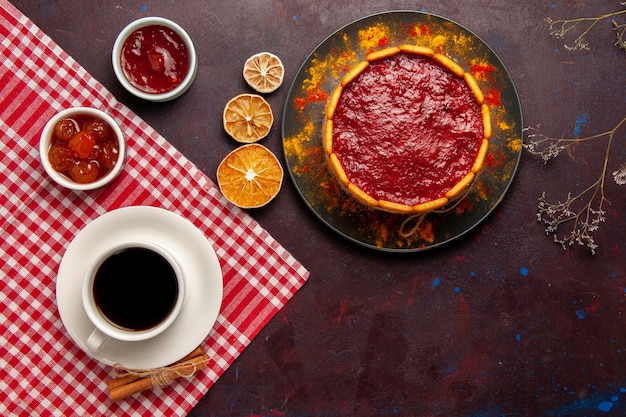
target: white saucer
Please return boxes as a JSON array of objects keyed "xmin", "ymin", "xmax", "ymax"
[{"xmin": 56, "ymin": 206, "xmax": 223, "ymax": 369}]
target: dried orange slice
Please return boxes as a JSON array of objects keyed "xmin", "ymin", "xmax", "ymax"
[
  {"xmin": 223, "ymin": 93, "xmax": 274, "ymax": 143},
  {"xmin": 216, "ymin": 143, "xmax": 284, "ymax": 208},
  {"xmin": 243, "ymin": 52, "xmax": 284, "ymax": 93}
]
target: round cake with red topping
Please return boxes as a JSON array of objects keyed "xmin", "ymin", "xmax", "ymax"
[{"xmin": 324, "ymin": 45, "xmax": 491, "ymax": 214}]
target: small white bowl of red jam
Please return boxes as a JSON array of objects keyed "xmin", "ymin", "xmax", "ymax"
[
  {"xmin": 40, "ymin": 107, "xmax": 126, "ymax": 191},
  {"xmin": 112, "ymin": 17, "xmax": 198, "ymax": 102}
]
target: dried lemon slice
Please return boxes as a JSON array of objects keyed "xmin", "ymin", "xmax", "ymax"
[
  {"xmin": 223, "ymin": 93, "xmax": 274, "ymax": 143},
  {"xmin": 243, "ymin": 52, "xmax": 285, "ymax": 93},
  {"xmin": 217, "ymin": 143, "xmax": 284, "ymax": 208}
]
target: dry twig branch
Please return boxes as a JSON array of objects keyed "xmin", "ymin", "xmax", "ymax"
[
  {"xmin": 523, "ymin": 117, "xmax": 626, "ymax": 254},
  {"xmin": 545, "ymin": 4, "xmax": 626, "ymax": 50},
  {"xmin": 522, "ymin": 4, "xmax": 626, "ymax": 253}
]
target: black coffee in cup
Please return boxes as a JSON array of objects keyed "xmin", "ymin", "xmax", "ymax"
[{"xmin": 93, "ymin": 247, "xmax": 179, "ymax": 331}]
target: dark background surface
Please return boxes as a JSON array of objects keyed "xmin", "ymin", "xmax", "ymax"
[{"xmin": 12, "ymin": 1, "xmax": 626, "ymax": 416}]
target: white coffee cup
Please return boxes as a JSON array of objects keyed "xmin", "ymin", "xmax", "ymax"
[{"xmin": 82, "ymin": 241, "xmax": 185, "ymax": 353}]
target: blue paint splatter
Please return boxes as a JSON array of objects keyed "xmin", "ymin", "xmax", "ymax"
[
  {"xmin": 433, "ymin": 277, "xmax": 441, "ymax": 287},
  {"xmin": 292, "ymin": 15, "xmax": 297, "ymax": 21},
  {"xmin": 516, "ymin": 333, "xmax": 522, "ymax": 342},
  {"xmin": 520, "ymin": 267, "xmax": 529, "ymax": 276},
  {"xmin": 141, "ymin": 5, "xmax": 148, "ymax": 13},
  {"xmin": 574, "ymin": 108, "xmax": 587, "ymax": 136},
  {"xmin": 598, "ymin": 401, "xmax": 614, "ymax": 412},
  {"xmin": 454, "ymin": 286, "xmax": 461, "ymax": 293}
]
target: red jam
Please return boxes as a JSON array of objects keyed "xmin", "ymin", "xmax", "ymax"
[
  {"xmin": 48, "ymin": 114, "xmax": 119, "ymax": 184},
  {"xmin": 332, "ymin": 53, "xmax": 484, "ymax": 206},
  {"xmin": 120, "ymin": 24, "xmax": 190, "ymax": 94}
]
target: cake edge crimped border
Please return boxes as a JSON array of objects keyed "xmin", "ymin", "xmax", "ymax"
[{"xmin": 324, "ymin": 45, "xmax": 491, "ymax": 215}]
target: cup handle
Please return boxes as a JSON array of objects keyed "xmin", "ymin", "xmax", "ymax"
[{"xmin": 86, "ymin": 328, "xmax": 109, "ymax": 353}]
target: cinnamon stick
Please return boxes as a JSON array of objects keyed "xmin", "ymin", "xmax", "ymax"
[
  {"xmin": 108, "ymin": 346, "xmax": 208, "ymax": 401},
  {"xmin": 108, "ymin": 346, "xmax": 204, "ymax": 391}
]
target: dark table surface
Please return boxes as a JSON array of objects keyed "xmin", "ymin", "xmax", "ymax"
[{"xmin": 12, "ymin": 1, "xmax": 626, "ymax": 416}]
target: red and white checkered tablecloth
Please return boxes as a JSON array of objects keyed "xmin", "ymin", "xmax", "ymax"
[{"xmin": 0, "ymin": 1, "xmax": 309, "ymax": 415}]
